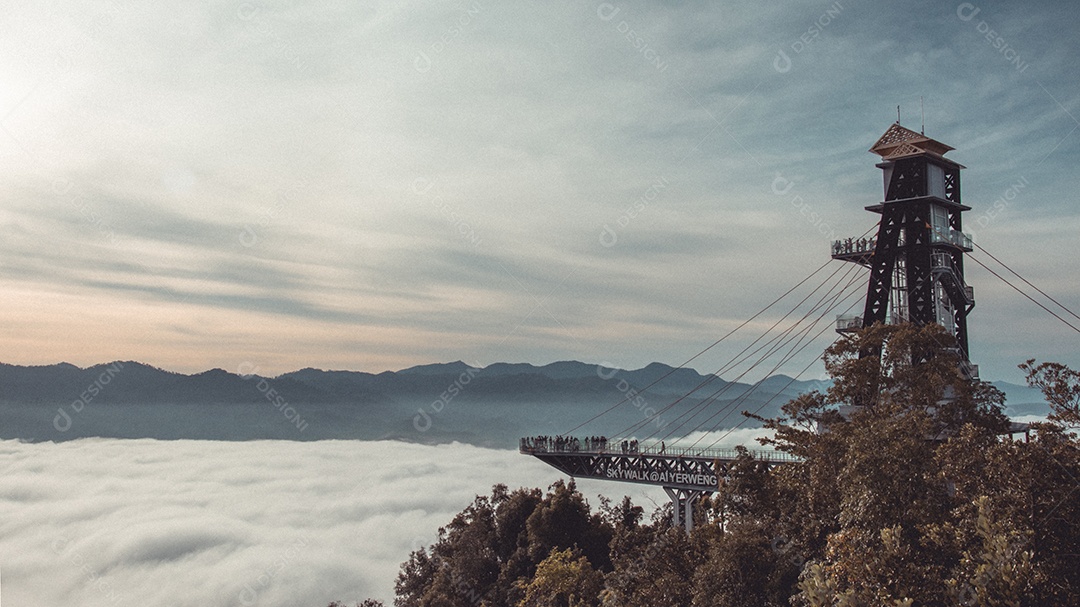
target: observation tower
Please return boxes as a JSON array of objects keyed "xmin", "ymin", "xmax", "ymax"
[{"xmin": 522, "ymin": 122, "xmax": 988, "ymax": 530}]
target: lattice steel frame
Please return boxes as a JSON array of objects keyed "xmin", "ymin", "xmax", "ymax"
[
  {"xmin": 529, "ymin": 452, "xmax": 727, "ymax": 491},
  {"xmin": 862, "ymin": 155, "xmax": 971, "ymax": 359}
]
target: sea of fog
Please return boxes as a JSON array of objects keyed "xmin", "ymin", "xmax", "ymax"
[{"xmin": 0, "ymin": 430, "xmax": 769, "ymax": 606}]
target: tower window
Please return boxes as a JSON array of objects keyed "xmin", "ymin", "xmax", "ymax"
[
  {"xmin": 928, "ymin": 163, "xmax": 946, "ymax": 199},
  {"xmin": 930, "ymin": 204, "xmax": 949, "ymax": 242}
]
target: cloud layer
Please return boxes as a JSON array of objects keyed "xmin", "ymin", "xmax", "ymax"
[{"xmin": 0, "ymin": 433, "xmax": 771, "ymax": 605}]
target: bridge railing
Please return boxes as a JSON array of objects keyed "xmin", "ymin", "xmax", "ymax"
[{"xmin": 519, "ymin": 436, "xmax": 801, "ymax": 463}]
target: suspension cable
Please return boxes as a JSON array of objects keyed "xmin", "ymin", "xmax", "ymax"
[
  {"xmin": 967, "ymin": 254, "xmax": 1080, "ymax": 333},
  {"xmin": 562, "ymin": 256, "xmax": 836, "ymax": 435},
  {"xmin": 684, "ymin": 273, "xmax": 865, "ymax": 447},
  {"xmin": 926, "ymin": 222, "xmax": 1080, "ymax": 334},
  {"xmin": 970, "ymin": 241, "xmax": 1080, "ymax": 322},
  {"xmin": 611, "ymin": 259, "xmax": 857, "ymax": 440},
  {"xmin": 701, "ymin": 292, "xmax": 865, "ymax": 450},
  {"xmin": 694, "ymin": 276, "xmax": 864, "ymax": 442},
  {"xmin": 645, "ymin": 262, "xmax": 864, "ymax": 443},
  {"xmin": 566, "ymin": 220, "xmax": 878, "ymax": 438}
]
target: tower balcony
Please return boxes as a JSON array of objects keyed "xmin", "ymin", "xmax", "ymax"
[
  {"xmin": 930, "ymin": 228, "xmax": 973, "ymax": 251},
  {"xmin": 831, "ymin": 236, "xmax": 876, "ymax": 265},
  {"xmin": 836, "ymin": 314, "xmax": 864, "ymax": 333},
  {"xmin": 960, "ymin": 360, "xmax": 980, "ymax": 381}
]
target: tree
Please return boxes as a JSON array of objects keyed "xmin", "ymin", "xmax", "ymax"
[
  {"xmin": 602, "ymin": 525, "xmax": 703, "ymax": 607},
  {"xmin": 393, "ymin": 487, "xmax": 501, "ymax": 607},
  {"xmin": 945, "ymin": 496, "xmax": 1037, "ymax": 606},
  {"xmin": 815, "ymin": 323, "xmax": 1009, "ymax": 436},
  {"xmin": 425, "ymin": 491, "xmax": 501, "ymax": 607},
  {"xmin": 390, "ymin": 327, "xmax": 1079, "ymax": 606},
  {"xmin": 517, "ymin": 548, "xmax": 603, "ymax": 607},
  {"xmin": 494, "ymin": 486, "xmax": 545, "ymax": 606},
  {"xmin": 394, "ymin": 547, "xmax": 436, "ymax": 607},
  {"xmin": 713, "ymin": 447, "xmax": 776, "ymax": 525},
  {"xmin": 394, "ymin": 483, "xmax": 613, "ymax": 607},
  {"xmin": 1020, "ymin": 359, "xmax": 1080, "ymax": 427},
  {"xmin": 525, "ymin": 480, "xmax": 612, "ymax": 573},
  {"xmin": 692, "ymin": 519, "xmax": 783, "ymax": 607},
  {"xmin": 791, "ymin": 401, "xmax": 954, "ymax": 605},
  {"xmin": 758, "ymin": 324, "xmax": 1015, "ymax": 605},
  {"xmin": 935, "ymin": 365, "xmax": 1080, "ymax": 606}
]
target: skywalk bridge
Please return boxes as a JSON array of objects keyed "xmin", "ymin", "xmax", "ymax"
[{"xmin": 520, "ymin": 436, "xmax": 801, "ymax": 531}]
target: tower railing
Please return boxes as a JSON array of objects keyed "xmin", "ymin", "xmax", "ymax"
[
  {"xmin": 832, "ymin": 231, "xmax": 972, "ymax": 255},
  {"xmin": 836, "ymin": 314, "xmax": 864, "ymax": 333},
  {"xmin": 930, "ymin": 228, "xmax": 973, "ymax": 251}
]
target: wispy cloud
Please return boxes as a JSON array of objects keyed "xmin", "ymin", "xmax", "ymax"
[{"xmin": 0, "ymin": 0, "xmax": 1077, "ymax": 380}]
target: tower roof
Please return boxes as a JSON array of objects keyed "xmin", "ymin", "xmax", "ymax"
[{"xmin": 870, "ymin": 123, "xmax": 955, "ymax": 159}]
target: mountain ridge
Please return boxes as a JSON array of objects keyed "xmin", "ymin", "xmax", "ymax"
[{"xmin": 0, "ymin": 360, "xmax": 1049, "ymax": 447}]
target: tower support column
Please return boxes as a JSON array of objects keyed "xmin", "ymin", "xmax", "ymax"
[{"xmin": 664, "ymin": 487, "xmax": 710, "ymax": 533}]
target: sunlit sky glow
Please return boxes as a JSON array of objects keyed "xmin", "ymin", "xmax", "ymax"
[{"xmin": 2, "ymin": 0, "xmax": 1078, "ymax": 382}]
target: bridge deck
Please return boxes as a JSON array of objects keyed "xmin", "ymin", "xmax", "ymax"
[{"xmin": 520, "ymin": 437, "xmax": 800, "ymax": 492}]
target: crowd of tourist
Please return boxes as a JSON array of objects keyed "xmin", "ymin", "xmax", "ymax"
[
  {"xmin": 521, "ymin": 435, "xmax": 646, "ymax": 453},
  {"xmin": 833, "ymin": 237, "xmax": 877, "ymax": 255}
]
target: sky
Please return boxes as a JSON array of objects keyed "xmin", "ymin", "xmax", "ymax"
[
  {"xmin": 1, "ymin": 0, "xmax": 1078, "ymax": 383},
  {"xmin": 0, "ymin": 433, "xmax": 768, "ymax": 605}
]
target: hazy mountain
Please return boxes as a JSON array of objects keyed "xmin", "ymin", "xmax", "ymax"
[
  {"xmin": 992, "ymin": 380, "xmax": 1054, "ymax": 419},
  {"xmin": 0, "ymin": 360, "xmax": 1049, "ymax": 447}
]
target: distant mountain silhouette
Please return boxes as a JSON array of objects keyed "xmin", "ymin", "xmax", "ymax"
[{"xmin": 0, "ymin": 360, "xmax": 1048, "ymax": 447}]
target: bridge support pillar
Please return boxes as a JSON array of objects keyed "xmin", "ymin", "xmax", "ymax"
[{"xmin": 664, "ymin": 487, "xmax": 710, "ymax": 533}]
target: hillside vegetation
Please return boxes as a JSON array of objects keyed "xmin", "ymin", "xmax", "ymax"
[{"xmin": 373, "ymin": 324, "xmax": 1079, "ymax": 606}]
